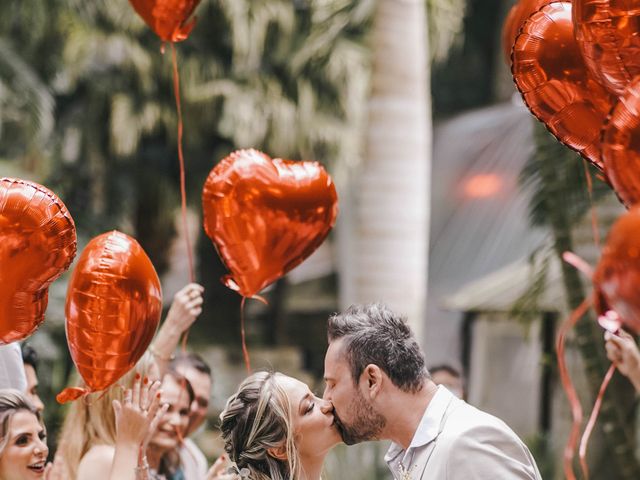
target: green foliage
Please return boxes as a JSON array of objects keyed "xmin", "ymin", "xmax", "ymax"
[{"xmin": 521, "ymin": 123, "xmax": 611, "ymax": 230}]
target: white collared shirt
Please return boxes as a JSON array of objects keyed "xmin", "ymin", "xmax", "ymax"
[{"xmin": 385, "ymin": 385, "xmax": 454, "ymax": 479}]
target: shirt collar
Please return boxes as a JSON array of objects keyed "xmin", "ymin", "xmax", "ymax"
[{"xmin": 384, "ymin": 385, "xmax": 455, "ymax": 462}]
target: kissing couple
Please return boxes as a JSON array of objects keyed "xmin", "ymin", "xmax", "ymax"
[{"xmin": 220, "ymin": 303, "xmax": 542, "ymax": 480}]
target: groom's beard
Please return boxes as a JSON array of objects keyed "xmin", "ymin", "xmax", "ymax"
[{"xmin": 334, "ymin": 389, "xmax": 386, "ymax": 445}]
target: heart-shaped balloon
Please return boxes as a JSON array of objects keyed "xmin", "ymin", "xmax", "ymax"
[
  {"xmin": 602, "ymin": 77, "xmax": 640, "ymax": 208},
  {"xmin": 501, "ymin": 0, "xmax": 554, "ymax": 63},
  {"xmin": 202, "ymin": 149, "xmax": 339, "ymax": 298},
  {"xmin": 573, "ymin": 0, "xmax": 640, "ymax": 97},
  {"xmin": 0, "ymin": 178, "xmax": 76, "ymax": 344},
  {"xmin": 593, "ymin": 207, "xmax": 640, "ymax": 334},
  {"xmin": 57, "ymin": 231, "xmax": 162, "ymax": 403},
  {"xmin": 129, "ymin": 0, "xmax": 201, "ymax": 42},
  {"xmin": 511, "ymin": 2, "xmax": 614, "ymax": 169}
]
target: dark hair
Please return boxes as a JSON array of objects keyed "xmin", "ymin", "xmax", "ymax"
[
  {"xmin": 429, "ymin": 364, "xmax": 462, "ymax": 379},
  {"xmin": 21, "ymin": 344, "xmax": 39, "ymax": 373},
  {"xmin": 171, "ymin": 352, "xmax": 211, "ymax": 378},
  {"xmin": 327, "ymin": 303, "xmax": 428, "ymax": 393}
]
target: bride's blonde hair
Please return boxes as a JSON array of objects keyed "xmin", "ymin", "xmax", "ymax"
[{"xmin": 220, "ymin": 372, "xmax": 300, "ymax": 479}]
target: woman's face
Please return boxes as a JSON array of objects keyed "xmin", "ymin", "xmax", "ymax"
[
  {"xmin": 0, "ymin": 411, "xmax": 48, "ymax": 480},
  {"xmin": 278, "ymin": 375, "xmax": 341, "ymax": 459},
  {"xmin": 149, "ymin": 375, "xmax": 191, "ymax": 451}
]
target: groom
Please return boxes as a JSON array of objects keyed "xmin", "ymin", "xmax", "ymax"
[{"xmin": 323, "ymin": 303, "xmax": 542, "ymax": 479}]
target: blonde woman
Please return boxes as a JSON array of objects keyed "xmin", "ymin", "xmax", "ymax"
[
  {"xmin": 220, "ymin": 371, "xmax": 341, "ymax": 480},
  {"xmin": 57, "ymin": 283, "xmax": 204, "ymax": 479},
  {"xmin": 56, "ymin": 353, "xmax": 159, "ymax": 479}
]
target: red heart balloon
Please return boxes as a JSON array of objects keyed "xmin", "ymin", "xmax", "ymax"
[
  {"xmin": 129, "ymin": 0, "xmax": 201, "ymax": 42},
  {"xmin": 511, "ymin": 2, "xmax": 614, "ymax": 169},
  {"xmin": 501, "ymin": 0, "xmax": 554, "ymax": 63},
  {"xmin": 573, "ymin": 0, "xmax": 640, "ymax": 97},
  {"xmin": 0, "ymin": 178, "xmax": 76, "ymax": 344},
  {"xmin": 593, "ymin": 207, "xmax": 640, "ymax": 334},
  {"xmin": 57, "ymin": 231, "xmax": 162, "ymax": 403},
  {"xmin": 602, "ymin": 77, "xmax": 640, "ymax": 207},
  {"xmin": 202, "ymin": 149, "xmax": 339, "ymax": 298}
]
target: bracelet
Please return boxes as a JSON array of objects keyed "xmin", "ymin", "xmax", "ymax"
[
  {"xmin": 148, "ymin": 346, "xmax": 175, "ymax": 362},
  {"xmin": 135, "ymin": 455, "xmax": 150, "ymax": 480}
]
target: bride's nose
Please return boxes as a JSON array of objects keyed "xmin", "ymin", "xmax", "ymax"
[{"xmin": 319, "ymin": 399, "xmax": 333, "ymax": 414}]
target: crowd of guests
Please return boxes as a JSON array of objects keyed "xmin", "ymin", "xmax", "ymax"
[{"xmin": 2, "ymin": 287, "xmax": 640, "ymax": 479}]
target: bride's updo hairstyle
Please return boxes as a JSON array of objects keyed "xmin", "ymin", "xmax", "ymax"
[{"xmin": 220, "ymin": 372, "xmax": 300, "ymax": 479}]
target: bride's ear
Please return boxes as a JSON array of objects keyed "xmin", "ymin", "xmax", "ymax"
[{"xmin": 267, "ymin": 445, "xmax": 288, "ymax": 461}]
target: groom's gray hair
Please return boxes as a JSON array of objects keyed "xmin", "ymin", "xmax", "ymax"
[{"xmin": 327, "ymin": 303, "xmax": 429, "ymax": 393}]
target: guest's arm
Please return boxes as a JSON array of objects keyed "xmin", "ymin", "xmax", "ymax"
[{"xmin": 149, "ymin": 283, "xmax": 204, "ymax": 374}]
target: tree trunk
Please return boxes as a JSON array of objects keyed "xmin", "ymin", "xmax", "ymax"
[{"xmin": 341, "ymin": 0, "xmax": 431, "ymax": 342}]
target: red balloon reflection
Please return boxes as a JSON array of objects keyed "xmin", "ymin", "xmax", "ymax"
[
  {"xmin": 511, "ymin": 2, "xmax": 614, "ymax": 169},
  {"xmin": 58, "ymin": 231, "xmax": 162, "ymax": 403},
  {"xmin": 573, "ymin": 0, "xmax": 640, "ymax": 97},
  {"xmin": 202, "ymin": 149, "xmax": 339, "ymax": 298},
  {"xmin": 0, "ymin": 178, "xmax": 76, "ymax": 343},
  {"xmin": 602, "ymin": 78, "xmax": 640, "ymax": 208}
]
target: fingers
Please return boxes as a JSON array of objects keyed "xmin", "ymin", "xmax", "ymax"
[
  {"xmin": 176, "ymin": 283, "xmax": 204, "ymax": 303},
  {"xmin": 140, "ymin": 376, "xmax": 150, "ymax": 410},
  {"xmin": 605, "ymin": 341, "xmax": 622, "ymax": 363},
  {"xmin": 124, "ymin": 385, "xmax": 133, "ymax": 406},
  {"xmin": 148, "ymin": 403, "xmax": 169, "ymax": 439},
  {"xmin": 146, "ymin": 384, "xmax": 162, "ymax": 421},
  {"xmin": 113, "ymin": 399, "xmax": 122, "ymax": 420},
  {"xmin": 209, "ymin": 455, "xmax": 228, "ymax": 476},
  {"xmin": 618, "ymin": 329, "xmax": 634, "ymax": 340},
  {"xmin": 43, "ymin": 462, "xmax": 52, "ymax": 480},
  {"xmin": 132, "ymin": 373, "xmax": 141, "ymax": 408}
]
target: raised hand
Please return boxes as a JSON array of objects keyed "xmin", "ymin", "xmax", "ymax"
[
  {"xmin": 110, "ymin": 374, "xmax": 168, "ymax": 480},
  {"xmin": 605, "ymin": 330, "xmax": 640, "ymax": 392},
  {"xmin": 43, "ymin": 454, "xmax": 70, "ymax": 480},
  {"xmin": 113, "ymin": 375, "xmax": 166, "ymax": 447},
  {"xmin": 165, "ymin": 283, "xmax": 205, "ymax": 333}
]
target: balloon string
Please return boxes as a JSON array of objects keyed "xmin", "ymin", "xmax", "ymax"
[
  {"xmin": 171, "ymin": 42, "xmax": 195, "ymax": 284},
  {"xmin": 583, "ymin": 160, "xmax": 600, "ymax": 249},
  {"xmin": 556, "ymin": 296, "xmax": 591, "ymax": 480},
  {"xmin": 562, "ymin": 251, "xmax": 594, "ymax": 279},
  {"xmin": 240, "ymin": 297, "xmax": 252, "ymax": 374},
  {"xmin": 578, "ymin": 363, "xmax": 616, "ymax": 480}
]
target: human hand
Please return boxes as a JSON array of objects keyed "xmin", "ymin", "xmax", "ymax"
[
  {"xmin": 206, "ymin": 454, "xmax": 237, "ymax": 480},
  {"xmin": 43, "ymin": 454, "xmax": 69, "ymax": 480},
  {"xmin": 605, "ymin": 330, "xmax": 640, "ymax": 392},
  {"xmin": 113, "ymin": 375, "xmax": 167, "ymax": 449},
  {"xmin": 165, "ymin": 283, "xmax": 205, "ymax": 334}
]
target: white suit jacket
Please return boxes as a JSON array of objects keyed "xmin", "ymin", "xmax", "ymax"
[{"xmin": 385, "ymin": 386, "xmax": 542, "ymax": 480}]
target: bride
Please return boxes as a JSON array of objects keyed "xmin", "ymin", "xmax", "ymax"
[{"xmin": 220, "ymin": 371, "xmax": 341, "ymax": 480}]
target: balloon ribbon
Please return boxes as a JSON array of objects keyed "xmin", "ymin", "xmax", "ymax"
[
  {"xmin": 579, "ymin": 363, "xmax": 616, "ymax": 480},
  {"xmin": 170, "ymin": 42, "xmax": 195, "ymax": 283},
  {"xmin": 556, "ymin": 297, "xmax": 591, "ymax": 480}
]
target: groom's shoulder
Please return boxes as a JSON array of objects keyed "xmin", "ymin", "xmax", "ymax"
[{"xmin": 440, "ymin": 400, "xmax": 521, "ymax": 444}]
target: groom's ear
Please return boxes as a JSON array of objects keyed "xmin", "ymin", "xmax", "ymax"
[
  {"xmin": 267, "ymin": 444, "xmax": 288, "ymax": 461},
  {"xmin": 363, "ymin": 364, "xmax": 383, "ymax": 398}
]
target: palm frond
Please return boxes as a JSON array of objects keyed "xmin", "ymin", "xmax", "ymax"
[{"xmin": 0, "ymin": 38, "xmax": 54, "ymax": 147}]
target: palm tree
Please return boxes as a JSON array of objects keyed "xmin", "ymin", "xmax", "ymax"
[{"xmin": 340, "ymin": 0, "xmax": 465, "ymax": 341}]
